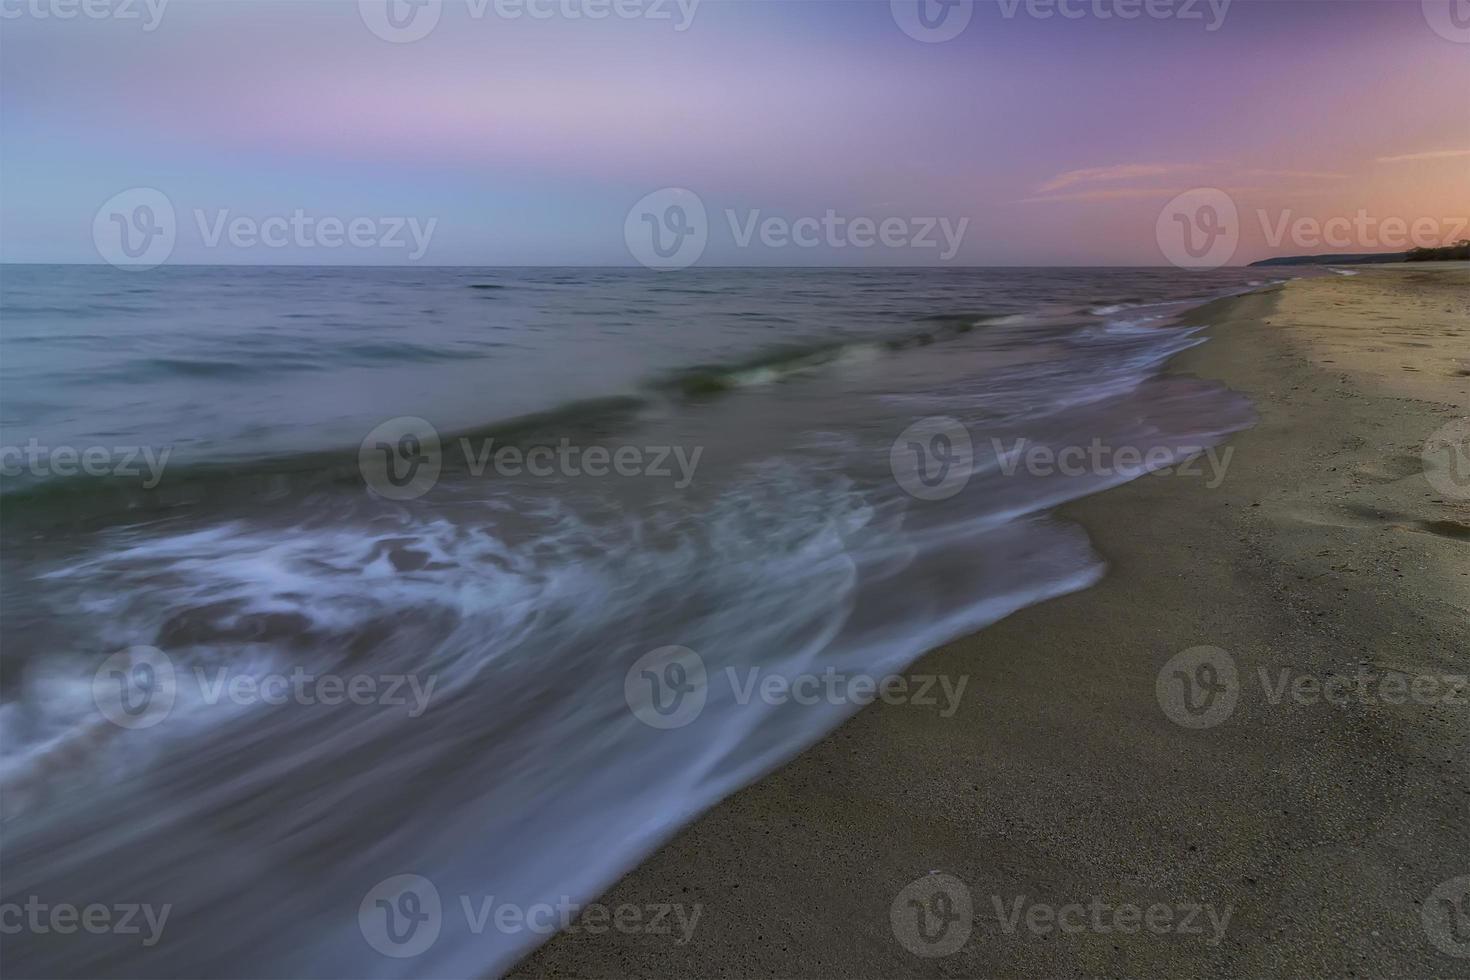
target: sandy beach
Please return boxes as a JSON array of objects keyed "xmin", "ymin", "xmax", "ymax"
[
  {"xmin": 513, "ymin": 264, "xmax": 1470, "ymax": 978},
  {"xmin": 8, "ymin": 5, "xmax": 1470, "ymax": 978}
]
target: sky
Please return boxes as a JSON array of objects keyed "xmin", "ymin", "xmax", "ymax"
[{"xmin": 1, "ymin": 0, "xmax": 1467, "ymax": 266}]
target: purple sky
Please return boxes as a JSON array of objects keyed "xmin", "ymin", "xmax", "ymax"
[{"xmin": 3, "ymin": 0, "xmax": 1467, "ymax": 265}]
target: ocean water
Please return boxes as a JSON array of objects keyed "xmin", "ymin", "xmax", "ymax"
[{"xmin": 1, "ymin": 265, "xmax": 1285, "ymax": 977}]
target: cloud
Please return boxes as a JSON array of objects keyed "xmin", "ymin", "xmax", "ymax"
[
  {"xmin": 1017, "ymin": 184, "xmax": 1292, "ymax": 204},
  {"xmin": 1023, "ymin": 163, "xmax": 1348, "ymax": 203},
  {"xmin": 1017, "ymin": 187, "xmax": 1188, "ymax": 204},
  {"xmin": 1240, "ymin": 169, "xmax": 1348, "ymax": 180},
  {"xmin": 1375, "ymin": 148, "xmax": 1470, "ymax": 164},
  {"xmin": 1033, "ymin": 163, "xmax": 1196, "ymax": 194}
]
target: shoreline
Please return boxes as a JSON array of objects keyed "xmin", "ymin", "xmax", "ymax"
[{"xmin": 512, "ymin": 265, "xmax": 1469, "ymax": 978}]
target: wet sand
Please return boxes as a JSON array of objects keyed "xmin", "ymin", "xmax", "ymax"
[{"xmin": 512, "ymin": 264, "xmax": 1469, "ymax": 978}]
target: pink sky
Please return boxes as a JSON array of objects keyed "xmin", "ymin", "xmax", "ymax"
[{"xmin": 3, "ymin": 0, "xmax": 1467, "ymax": 264}]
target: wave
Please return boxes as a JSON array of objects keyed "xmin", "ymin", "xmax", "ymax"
[
  {"xmin": 0, "ymin": 287, "xmax": 1256, "ymax": 531},
  {"xmin": 653, "ymin": 314, "xmax": 999, "ymax": 397},
  {"xmin": 0, "ymin": 273, "xmax": 1270, "ymax": 979},
  {"xmin": 0, "ymin": 394, "xmax": 653, "ymax": 532},
  {"xmin": 0, "ymin": 379, "xmax": 1257, "ymax": 979},
  {"xmin": 0, "ymin": 313, "xmax": 1014, "ymax": 517}
]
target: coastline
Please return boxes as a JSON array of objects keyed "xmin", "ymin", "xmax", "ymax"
[{"xmin": 512, "ymin": 264, "xmax": 1469, "ymax": 978}]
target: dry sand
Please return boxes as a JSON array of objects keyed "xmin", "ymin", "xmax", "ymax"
[{"xmin": 513, "ymin": 264, "xmax": 1469, "ymax": 978}]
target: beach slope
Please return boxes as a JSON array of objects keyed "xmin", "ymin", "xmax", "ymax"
[{"xmin": 514, "ymin": 265, "xmax": 1469, "ymax": 978}]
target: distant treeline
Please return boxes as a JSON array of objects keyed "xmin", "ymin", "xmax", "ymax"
[
  {"xmin": 1406, "ymin": 240, "xmax": 1470, "ymax": 262},
  {"xmin": 1251, "ymin": 240, "xmax": 1469, "ymax": 267}
]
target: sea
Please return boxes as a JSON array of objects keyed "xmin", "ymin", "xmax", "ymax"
[{"xmin": 0, "ymin": 264, "xmax": 1300, "ymax": 977}]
